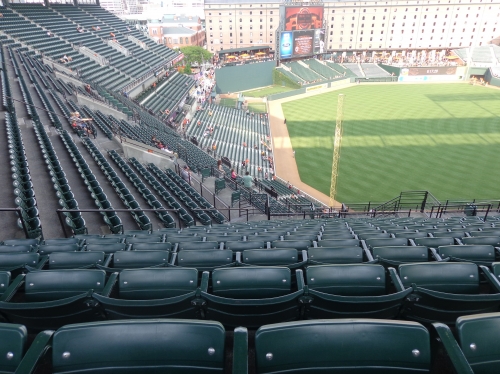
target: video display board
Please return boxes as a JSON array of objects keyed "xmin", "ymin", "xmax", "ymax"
[
  {"xmin": 280, "ymin": 29, "xmax": 325, "ymax": 59},
  {"xmin": 284, "ymin": 6, "xmax": 324, "ymax": 31}
]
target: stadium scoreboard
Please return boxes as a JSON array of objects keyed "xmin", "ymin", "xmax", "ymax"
[{"xmin": 279, "ymin": 5, "xmax": 325, "ymax": 60}]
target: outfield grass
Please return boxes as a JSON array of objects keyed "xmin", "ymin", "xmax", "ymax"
[
  {"xmin": 244, "ymin": 85, "xmax": 295, "ymax": 98},
  {"xmin": 281, "ymin": 83, "xmax": 500, "ymax": 203}
]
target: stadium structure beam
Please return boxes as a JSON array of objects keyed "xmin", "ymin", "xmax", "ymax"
[{"xmin": 329, "ymin": 94, "xmax": 344, "ymax": 207}]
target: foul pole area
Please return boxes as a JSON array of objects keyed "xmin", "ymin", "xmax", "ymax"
[{"xmin": 329, "ymin": 94, "xmax": 345, "ymax": 208}]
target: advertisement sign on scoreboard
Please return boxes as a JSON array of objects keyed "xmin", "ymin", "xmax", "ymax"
[
  {"xmin": 280, "ymin": 31, "xmax": 293, "ymax": 59},
  {"xmin": 284, "ymin": 6, "xmax": 324, "ymax": 31}
]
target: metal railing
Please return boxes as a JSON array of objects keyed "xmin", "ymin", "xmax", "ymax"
[{"xmin": 429, "ymin": 203, "xmax": 493, "ymax": 220}]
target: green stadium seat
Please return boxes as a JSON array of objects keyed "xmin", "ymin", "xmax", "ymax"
[
  {"xmin": 315, "ymin": 238, "xmax": 360, "ymax": 248},
  {"xmin": 0, "ymin": 269, "xmax": 109, "ymax": 330},
  {"xmin": 38, "ymin": 244, "xmax": 79, "ymax": 255},
  {"xmin": 48, "ymin": 252, "xmax": 108, "ymax": 269},
  {"xmin": 308, "ymin": 247, "xmax": 372, "ymax": 265},
  {"xmin": 172, "ymin": 250, "xmax": 236, "ymax": 271},
  {"xmin": 372, "ymin": 246, "xmax": 431, "ymax": 267},
  {"xmin": 304, "ymin": 264, "xmax": 412, "ymax": 319},
  {"xmin": 271, "ymin": 240, "xmax": 312, "ymax": 251},
  {"xmin": 414, "ymin": 237, "xmax": 455, "ymax": 248},
  {"xmin": 177, "ymin": 241, "xmax": 222, "ymax": 251},
  {"xmin": 239, "ymin": 319, "xmax": 433, "ymax": 373},
  {"xmin": 224, "ymin": 240, "xmax": 266, "ymax": 251},
  {"xmin": 435, "ymin": 245, "xmax": 497, "ymax": 266},
  {"xmin": 241, "ymin": 248, "xmax": 307, "ymax": 268},
  {"xmin": 0, "ymin": 322, "xmax": 28, "ymax": 374},
  {"xmin": 393, "ymin": 262, "xmax": 500, "ymax": 324},
  {"xmin": 434, "ymin": 313, "xmax": 500, "ymax": 374},
  {"xmin": 16, "ymin": 320, "xmax": 227, "ymax": 373},
  {"xmin": 200, "ymin": 267, "xmax": 305, "ymax": 328},
  {"xmin": 462, "ymin": 236, "xmax": 500, "ymax": 246},
  {"xmin": 364, "ymin": 238, "xmax": 408, "ymax": 249},
  {"xmin": 91, "ymin": 268, "xmax": 202, "ymax": 319},
  {"xmin": 104, "ymin": 250, "xmax": 171, "ymax": 270},
  {"xmin": 85, "ymin": 243, "xmax": 129, "ymax": 254}
]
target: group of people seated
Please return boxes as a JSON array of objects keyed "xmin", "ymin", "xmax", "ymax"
[
  {"xmin": 151, "ymin": 136, "xmax": 173, "ymax": 154},
  {"xmin": 91, "ymin": 26, "xmax": 101, "ymax": 31},
  {"xmin": 203, "ymin": 126, "xmax": 214, "ymax": 137},
  {"xmin": 60, "ymin": 55, "xmax": 73, "ymax": 64},
  {"xmin": 70, "ymin": 112, "xmax": 96, "ymax": 138}
]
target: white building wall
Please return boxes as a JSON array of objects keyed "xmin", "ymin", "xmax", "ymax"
[{"xmin": 204, "ymin": 0, "xmax": 500, "ymax": 53}]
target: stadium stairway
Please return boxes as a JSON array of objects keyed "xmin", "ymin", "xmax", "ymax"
[{"xmin": 4, "ymin": 47, "xmax": 66, "ymax": 239}]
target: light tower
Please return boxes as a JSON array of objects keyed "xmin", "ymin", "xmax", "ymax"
[{"xmin": 329, "ymin": 94, "xmax": 345, "ymax": 207}]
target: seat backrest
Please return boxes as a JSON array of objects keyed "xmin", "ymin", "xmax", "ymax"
[
  {"xmin": 438, "ymin": 245, "xmax": 495, "ymax": 262},
  {"xmin": 0, "ymin": 245, "xmax": 32, "ymax": 253},
  {"xmin": 176, "ymin": 250, "xmax": 233, "ymax": 268},
  {"xmin": 308, "ymin": 247, "xmax": 364, "ymax": 264},
  {"xmin": 2, "ymin": 239, "xmax": 38, "ymax": 247},
  {"xmin": 49, "ymin": 252, "xmax": 105, "ymax": 269},
  {"xmin": 113, "ymin": 251, "xmax": 170, "ymax": 269},
  {"xmin": 365, "ymin": 238, "xmax": 408, "ymax": 248},
  {"xmin": 38, "ymin": 244, "xmax": 79, "ymax": 255},
  {"xmin": 456, "ymin": 312, "xmax": 500, "ymax": 374},
  {"xmin": 470, "ymin": 230, "xmax": 500, "ymax": 237},
  {"xmin": 394, "ymin": 232, "xmax": 429, "ymax": 239},
  {"xmin": 242, "ymin": 249, "xmax": 299, "ymax": 266},
  {"xmin": 316, "ymin": 239, "xmax": 359, "ymax": 247},
  {"xmin": 43, "ymin": 238, "xmax": 79, "ymax": 246},
  {"xmin": 373, "ymin": 246, "xmax": 429, "ymax": 263},
  {"xmin": 225, "ymin": 241, "xmax": 265, "ymax": 251},
  {"xmin": 118, "ymin": 268, "xmax": 199, "ymax": 299},
  {"xmin": 178, "ymin": 241, "xmax": 220, "ymax": 251},
  {"xmin": 255, "ymin": 319, "xmax": 430, "ymax": 373},
  {"xmin": 320, "ymin": 233, "xmax": 355, "ymax": 240},
  {"xmin": 306, "ymin": 264, "xmax": 386, "ymax": 296},
  {"xmin": 52, "ymin": 320, "xmax": 225, "ymax": 373},
  {"xmin": 168, "ymin": 236, "xmax": 202, "ymax": 243},
  {"xmin": 85, "ymin": 243, "xmax": 127, "ymax": 253},
  {"xmin": 0, "ymin": 253, "xmax": 39, "ymax": 268},
  {"xmin": 0, "ymin": 272, "xmax": 10, "ymax": 296},
  {"xmin": 462, "ymin": 236, "xmax": 500, "ymax": 246},
  {"xmin": 414, "ymin": 237, "xmax": 455, "ymax": 247},
  {"xmin": 126, "ymin": 236, "xmax": 164, "ymax": 244},
  {"xmin": 25, "ymin": 269, "xmax": 106, "ymax": 301},
  {"xmin": 86, "ymin": 237, "xmax": 124, "ymax": 245},
  {"xmin": 398, "ymin": 262, "xmax": 479, "ymax": 294},
  {"xmin": 0, "ymin": 323, "xmax": 27, "ymax": 373},
  {"xmin": 212, "ymin": 267, "xmax": 292, "ymax": 299},
  {"xmin": 132, "ymin": 242, "xmax": 172, "ymax": 251},
  {"xmin": 272, "ymin": 240, "xmax": 311, "ymax": 251}
]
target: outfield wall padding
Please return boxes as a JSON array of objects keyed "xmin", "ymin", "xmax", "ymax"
[
  {"xmin": 484, "ymin": 68, "xmax": 500, "ymax": 88},
  {"xmin": 215, "ymin": 61, "xmax": 276, "ymax": 94},
  {"xmin": 379, "ymin": 64, "xmax": 401, "ymax": 76}
]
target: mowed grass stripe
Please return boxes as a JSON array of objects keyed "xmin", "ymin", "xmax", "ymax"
[{"xmin": 281, "ymin": 83, "xmax": 500, "ymax": 202}]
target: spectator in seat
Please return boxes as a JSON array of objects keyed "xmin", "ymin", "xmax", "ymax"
[{"xmin": 231, "ymin": 169, "xmax": 237, "ymax": 180}]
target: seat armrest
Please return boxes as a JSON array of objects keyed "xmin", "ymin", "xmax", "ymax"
[
  {"xmin": 408, "ymin": 239, "xmax": 417, "ymax": 246},
  {"xmin": 429, "ymin": 248, "xmax": 444, "ymax": 261},
  {"xmin": 37, "ymin": 255, "xmax": 49, "ymax": 269},
  {"xmin": 296, "ymin": 269, "xmax": 305, "ymax": 290},
  {"xmin": 219, "ymin": 242, "xmax": 224, "ymax": 250},
  {"xmin": 456, "ymin": 238, "xmax": 463, "ymax": 245},
  {"xmin": 360, "ymin": 240, "xmax": 368, "ymax": 251},
  {"xmin": 362, "ymin": 248, "xmax": 374, "ymax": 262},
  {"xmin": 232, "ymin": 327, "xmax": 248, "ymax": 374},
  {"xmin": 479, "ymin": 265, "xmax": 500, "ymax": 293},
  {"xmin": 200, "ymin": 271, "xmax": 210, "ymax": 292},
  {"xmin": 101, "ymin": 272, "xmax": 119, "ymax": 297},
  {"xmin": 235, "ymin": 252, "xmax": 242, "ymax": 264},
  {"xmin": 301, "ymin": 250, "xmax": 308, "ymax": 263},
  {"xmin": 432, "ymin": 323, "xmax": 474, "ymax": 374},
  {"xmin": 0, "ymin": 274, "xmax": 25, "ymax": 301},
  {"xmin": 388, "ymin": 267, "xmax": 405, "ymax": 292},
  {"xmin": 14, "ymin": 330, "xmax": 54, "ymax": 374},
  {"xmin": 170, "ymin": 252, "xmax": 178, "ymax": 266},
  {"xmin": 103, "ymin": 254, "xmax": 112, "ymax": 267}
]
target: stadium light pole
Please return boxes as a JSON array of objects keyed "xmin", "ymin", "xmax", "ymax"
[{"xmin": 329, "ymin": 94, "xmax": 345, "ymax": 207}]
